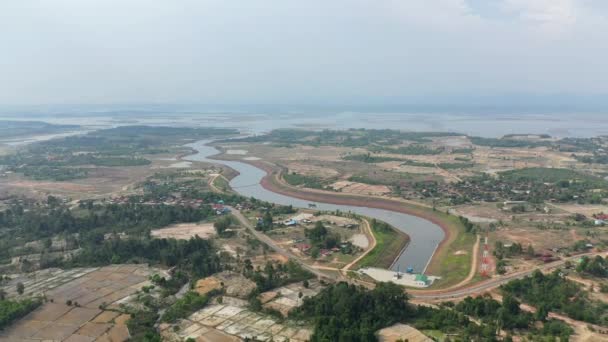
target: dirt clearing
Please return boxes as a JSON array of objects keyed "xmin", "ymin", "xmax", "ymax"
[
  {"xmin": 330, "ymin": 180, "xmax": 391, "ymax": 196},
  {"xmin": 151, "ymin": 222, "xmax": 216, "ymax": 240}
]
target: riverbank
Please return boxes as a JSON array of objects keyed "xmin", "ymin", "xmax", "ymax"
[
  {"xmin": 245, "ymin": 161, "xmax": 475, "ymax": 288},
  {"xmin": 187, "ymin": 140, "xmax": 475, "ymax": 288}
]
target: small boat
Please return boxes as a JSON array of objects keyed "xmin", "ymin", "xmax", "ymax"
[{"xmin": 308, "ymin": 203, "xmax": 317, "ymax": 208}]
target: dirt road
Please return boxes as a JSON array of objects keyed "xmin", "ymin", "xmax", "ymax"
[
  {"xmin": 342, "ymin": 219, "xmax": 376, "ymax": 273},
  {"xmin": 229, "ymin": 207, "xmax": 335, "ymax": 281}
]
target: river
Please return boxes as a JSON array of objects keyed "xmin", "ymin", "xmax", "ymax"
[{"xmin": 186, "ymin": 140, "xmax": 445, "ymax": 274}]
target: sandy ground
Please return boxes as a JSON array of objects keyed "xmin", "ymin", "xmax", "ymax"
[
  {"xmin": 330, "ymin": 180, "xmax": 391, "ymax": 196},
  {"xmin": 226, "ymin": 149, "xmax": 248, "ymax": 155},
  {"xmin": 151, "ymin": 222, "xmax": 216, "ymax": 240},
  {"xmin": 553, "ymin": 203, "xmax": 608, "ymax": 216},
  {"xmin": 311, "ymin": 214, "xmax": 358, "ymax": 226},
  {"xmin": 350, "ymin": 234, "xmax": 369, "ymax": 249},
  {"xmin": 493, "ymin": 227, "xmax": 571, "ymax": 252},
  {"xmin": 168, "ymin": 161, "xmax": 192, "ymax": 168},
  {"xmin": 376, "ymin": 323, "xmax": 433, "ymax": 342},
  {"xmin": 286, "ymin": 162, "xmax": 339, "ymax": 178},
  {"xmin": 0, "ymin": 164, "xmax": 156, "ymax": 200}
]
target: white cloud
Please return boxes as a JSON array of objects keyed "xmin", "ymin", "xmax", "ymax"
[
  {"xmin": 501, "ymin": 0, "xmax": 577, "ymax": 35},
  {"xmin": 0, "ymin": 0, "xmax": 607, "ymax": 105}
]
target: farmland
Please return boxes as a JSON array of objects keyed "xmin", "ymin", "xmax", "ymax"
[{"xmin": 0, "ymin": 265, "xmax": 162, "ymax": 341}]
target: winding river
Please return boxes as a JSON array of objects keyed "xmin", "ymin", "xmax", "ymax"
[{"xmin": 186, "ymin": 140, "xmax": 445, "ymax": 274}]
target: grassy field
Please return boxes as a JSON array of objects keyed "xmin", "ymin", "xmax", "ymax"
[
  {"xmin": 354, "ymin": 221, "xmax": 409, "ymax": 269},
  {"xmin": 212, "ymin": 174, "xmax": 232, "ymax": 193},
  {"xmin": 425, "ymin": 213, "xmax": 476, "ymax": 288},
  {"xmin": 262, "ymin": 164, "xmax": 478, "ymax": 287}
]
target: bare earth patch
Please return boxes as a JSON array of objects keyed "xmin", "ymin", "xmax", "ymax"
[
  {"xmin": 286, "ymin": 162, "xmax": 339, "ymax": 178},
  {"xmin": 376, "ymin": 323, "xmax": 432, "ymax": 342},
  {"xmin": 226, "ymin": 149, "xmax": 248, "ymax": 155},
  {"xmin": 350, "ymin": 234, "xmax": 370, "ymax": 249},
  {"xmin": 151, "ymin": 222, "xmax": 216, "ymax": 240},
  {"xmin": 330, "ymin": 180, "xmax": 391, "ymax": 196},
  {"xmin": 0, "ymin": 265, "xmax": 159, "ymax": 342}
]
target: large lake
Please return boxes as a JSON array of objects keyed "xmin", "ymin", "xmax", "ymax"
[{"xmin": 2, "ymin": 112, "xmax": 607, "ymax": 138}]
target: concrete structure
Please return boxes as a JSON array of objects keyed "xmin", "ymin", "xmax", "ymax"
[{"xmin": 359, "ymin": 267, "xmax": 439, "ymax": 288}]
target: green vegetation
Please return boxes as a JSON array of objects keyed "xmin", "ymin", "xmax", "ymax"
[
  {"xmin": 453, "ymin": 167, "xmax": 608, "ymax": 204},
  {"xmin": 577, "ymin": 255, "xmax": 608, "ymax": 278},
  {"xmin": 243, "ymin": 259, "xmax": 313, "ymax": 293},
  {"xmin": 574, "ymin": 153, "xmax": 608, "ymax": 164},
  {"xmin": 126, "ymin": 309, "xmax": 161, "ymax": 342},
  {"xmin": 426, "ymin": 213, "xmax": 476, "ymax": 288},
  {"xmin": 214, "ymin": 215, "xmax": 235, "ymax": 237},
  {"xmin": 20, "ymin": 165, "xmax": 88, "ymax": 181},
  {"xmin": 500, "ymin": 167, "xmax": 606, "ymax": 185},
  {"xmin": 232, "ymin": 129, "xmax": 460, "ymax": 147},
  {"xmin": 0, "ymin": 125, "xmax": 237, "ymax": 181},
  {"xmin": 501, "ymin": 270, "xmax": 608, "ymax": 325},
  {"xmin": 469, "ymin": 136, "xmax": 551, "ymax": 148},
  {"xmin": 305, "ymin": 221, "xmax": 341, "ymax": 251},
  {"xmin": 161, "ymin": 291, "xmax": 212, "ymax": 323},
  {"xmin": 401, "ymin": 159, "xmax": 475, "ymax": 169},
  {"xmin": 0, "ymin": 199, "xmax": 215, "ymax": 245},
  {"xmin": 283, "ymin": 172, "xmax": 325, "ymax": 189},
  {"xmin": 347, "ymin": 170, "xmax": 438, "ymax": 187},
  {"xmin": 292, "ymin": 282, "xmax": 502, "ymax": 341},
  {"xmin": 453, "ymin": 294, "xmax": 573, "ymax": 340},
  {"xmin": 375, "ymin": 145, "xmax": 443, "ymax": 155},
  {"xmin": 356, "ymin": 219, "xmax": 408, "ymax": 269},
  {"xmin": 342, "ymin": 153, "xmax": 403, "ymax": 163},
  {"xmin": 0, "ymin": 120, "xmax": 78, "ymax": 139},
  {"xmin": 291, "ymin": 282, "xmax": 411, "ymax": 341},
  {"xmin": 452, "ymin": 147, "xmax": 475, "ymax": 154},
  {"xmin": 455, "ymin": 294, "xmax": 532, "ymax": 330},
  {"xmin": 211, "ymin": 174, "xmax": 231, "ymax": 192},
  {"xmin": 0, "ymin": 297, "xmax": 42, "ymax": 329},
  {"xmin": 69, "ymin": 236, "xmax": 221, "ymax": 278}
]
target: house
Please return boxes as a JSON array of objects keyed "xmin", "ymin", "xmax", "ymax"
[
  {"xmin": 414, "ymin": 274, "xmax": 429, "ymax": 287},
  {"xmin": 283, "ymin": 219, "xmax": 297, "ymax": 227},
  {"xmin": 294, "ymin": 243, "xmax": 311, "ymax": 253},
  {"xmin": 320, "ymin": 249, "xmax": 332, "ymax": 257},
  {"xmin": 594, "ymin": 213, "xmax": 608, "ymax": 221}
]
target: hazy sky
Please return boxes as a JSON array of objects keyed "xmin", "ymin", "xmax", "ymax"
[{"xmin": 1, "ymin": 0, "xmax": 607, "ymax": 106}]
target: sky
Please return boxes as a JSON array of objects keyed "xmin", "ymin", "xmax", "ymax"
[{"xmin": 1, "ymin": 0, "xmax": 607, "ymax": 108}]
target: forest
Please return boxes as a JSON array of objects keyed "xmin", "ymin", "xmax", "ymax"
[
  {"xmin": 229, "ymin": 128, "xmax": 460, "ymax": 148},
  {"xmin": 0, "ymin": 199, "xmax": 215, "ymax": 245},
  {"xmin": 290, "ymin": 282, "xmax": 411, "ymax": 341},
  {"xmin": 0, "ymin": 120, "xmax": 78, "ymax": 139},
  {"xmin": 501, "ymin": 270, "xmax": 608, "ymax": 325},
  {"xmin": 0, "ymin": 125, "xmax": 238, "ymax": 181},
  {"xmin": 290, "ymin": 281, "xmax": 554, "ymax": 341},
  {"xmin": 451, "ymin": 168, "xmax": 608, "ymax": 204}
]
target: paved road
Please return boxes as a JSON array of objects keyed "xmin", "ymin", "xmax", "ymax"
[
  {"xmin": 411, "ymin": 252, "xmax": 598, "ymax": 300},
  {"xmin": 230, "ymin": 207, "xmax": 601, "ymax": 301}
]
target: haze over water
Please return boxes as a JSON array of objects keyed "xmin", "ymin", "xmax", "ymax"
[{"xmin": 1, "ymin": 111, "xmax": 607, "ymax": 138}]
